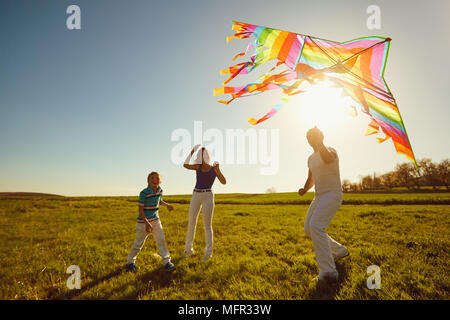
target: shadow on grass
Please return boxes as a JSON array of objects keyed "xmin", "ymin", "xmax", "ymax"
[
  {"xmin": 111, "ymin": 257, "xmax": 186, "ymax": 299},
  {"xmin": 54, "ymin": 257, "xmax": 184, "ymax": 300},
  {"xmin": 306, "ymin": 262, "xmax": 349, "ymax": 300},
  {"xmin": 137, "ymin": 257, "xmax": 183, "ymax": 295},
  {"xmin": 54, "ymin": 268, "xmax": 125, "ymax": 300}
]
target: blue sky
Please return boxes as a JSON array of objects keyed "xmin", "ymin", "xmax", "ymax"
[{"xmin": 1, "ymin": 0, "xmax": 449, "ymax": 195}]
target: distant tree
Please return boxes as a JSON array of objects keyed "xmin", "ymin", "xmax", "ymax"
[
  {"xmin": 266, "ymin": 187, "xmax": 277, "ymax": 193},
  {"xmin": 380, "ymin": 171, "xmax": 397, "ymax": 190},
  {"xmin": 361, "ymin": 174, "xmax": 374, "ymax": 190},
  {"xmin": 342, "ymin": 158, "xmax": 448, "ymax": 193},
  {"xmin": 411, "ymin": 166, "xmax": 422, "ymax": 189},
  {"xmin": 418, "ymin": 158, "xmax": 440, "ymax": 189},
  {"xmin": 395, "ymin": 162, "xmax": 416, "ymax": 189},
  {"xmin": 350, "ymin": 182, "xmax": 361, "ymax": 192},
  {"xmin": 373, "ymin": 172, "xmax": 382, "ymax": 189},
  {"xmin": 342, "ymin": 179, "xmax": 352, "ymax": 192},
  {"xmin": 437, "ymin": 159, "xmax": 449, "ymax": 190}
]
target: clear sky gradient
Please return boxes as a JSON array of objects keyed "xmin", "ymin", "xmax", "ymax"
[{"xmin": 1, "ymin": 0, "xmax": 449, "ymax": 196}]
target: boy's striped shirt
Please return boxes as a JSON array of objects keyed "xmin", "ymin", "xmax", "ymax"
[{"xmin": 137, "ymin": 186, "xmax": 163, "ymax": 222}]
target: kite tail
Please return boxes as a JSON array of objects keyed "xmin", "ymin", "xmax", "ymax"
[{"xmin": 248, "ymin": 96, "xmax": 291, "ymax": 125}]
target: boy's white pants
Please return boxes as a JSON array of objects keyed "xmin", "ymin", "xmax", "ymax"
[
  {"xmin": 184, "ymin": 191, "xmax": 214, "ymax": 257},
  {"xmin": 127, "ymin": 218, "xmax": 171, "ymax": 265},
  {"xmin": 304, "ymin": 191, "xmax": 344, "ymax": 277}
]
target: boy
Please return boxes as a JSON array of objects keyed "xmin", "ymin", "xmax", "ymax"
[
  {"xmin": 298, "ymin": 127, "xmax": 348, "ymax": 285},
  {"xmin": 125, "ymin": 171, "xmax": 176, "ymax": 272}
]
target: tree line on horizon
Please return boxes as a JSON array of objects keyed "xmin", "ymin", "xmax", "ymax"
[{"xmin": 342, "ymin": 158, "xmax": 449, "ymax": 192}]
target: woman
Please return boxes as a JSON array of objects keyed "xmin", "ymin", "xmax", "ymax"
[{"xmin": 183, "ymin": 144, "xmax": 226, "ymax": 262}]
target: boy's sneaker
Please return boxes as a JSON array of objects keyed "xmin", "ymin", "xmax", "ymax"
[
  {"xmin": 333, "ymin": 247, "xmax": 349, "ymax": 262},
  {"xmin": 164, "ymin": 261, "xmax": 176, "ymax": 272},
  {"xmin": 125, "ymin": 263, "xmax": 139, "ymax": 272}
]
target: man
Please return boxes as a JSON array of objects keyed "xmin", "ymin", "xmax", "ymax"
[
  {"xmin": 125, "ymin": 171, "xmax": 176, "ymax": 272},
  {"xmin": 298, "ymin": 127, "xmax": 349, "ymax": 285}
]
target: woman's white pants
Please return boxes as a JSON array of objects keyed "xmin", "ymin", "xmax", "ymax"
[
  {"xmin": 184, "ymin": 191, "xmax": 214, "ymax": 257},
  {"xmin": 304, "ymin": 192, "xmax": 344, "ymax": 277}
]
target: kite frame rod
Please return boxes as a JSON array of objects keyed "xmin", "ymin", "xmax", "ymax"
[
  {"xmin": 341, "ymin": 38, "xmax": 391, "ymax": 64},
  {"xmin": 307, "ymin": 36, "xmax": 393, "ymax": 99}
]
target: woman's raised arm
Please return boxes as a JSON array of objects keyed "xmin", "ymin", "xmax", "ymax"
[
  {"xmin": 213, "ymin": 162, "xmax": 227, "ymax": 184},
  {"xmin": 183, "ymin": 144, "xmax": 201, "ymax": 170}
]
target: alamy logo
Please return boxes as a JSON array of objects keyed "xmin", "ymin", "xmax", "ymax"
[
  {"xmin": 366, "ymin": 265, "xmax": 381, "ymax": 289},
  {"xmin": 66, "ymin": 265, "xmax": 81, "ymax": 289},
  {"xmin": 366, "ymin": 5, "xmax": 381, "ymax": 30},
  {"xmin": 66, "ymin": 5, "xmax": 81, "ymax": 30},
  {"xmin": 171, "ymin": 121, "xmax": 280, "ymax": 175}
]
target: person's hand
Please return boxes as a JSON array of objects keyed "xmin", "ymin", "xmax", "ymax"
[
  {"xmin": 167, "ymin": 204, "xmax": 174, "ymax": 211},
  {"xmin": 145, "ymin": 221, "xmax": 152, "ymax": 233},
  {"xmin": 191, "ymin": 144, "xmax": 201, "ymax": 154},
  {"xmin": 298, "ymin": 188, "xmax": 306, "ymax": 196}
]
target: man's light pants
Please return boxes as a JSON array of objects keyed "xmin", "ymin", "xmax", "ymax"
[
  {"xmin": 127, "ymin": 218, "xmax": 171, "ymax": 265},
  {"xmin": 184, "ymin": 191, "xmax": 214, "ymax": 257},
  {"xmin": 304, "ymin": 191, "xmax": 344, "ymax": 277}
]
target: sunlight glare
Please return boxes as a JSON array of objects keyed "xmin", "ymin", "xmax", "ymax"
[{"xmin": 293, "ymin": 80, "xmax": 355, "ymax": 128}]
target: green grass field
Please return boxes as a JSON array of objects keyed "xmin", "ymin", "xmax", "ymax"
[
  {"xmin": 164, "ymin": 192, "xmax": 450, "ymax": 205},
  {"xmin": 0, "ymin": 192, "xmax": 449, "ymax": 300}
]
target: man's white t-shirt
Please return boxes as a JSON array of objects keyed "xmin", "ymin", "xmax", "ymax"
[{"xmin": 308, "ymin": 147, "xmax": 342, "ymax": 196}]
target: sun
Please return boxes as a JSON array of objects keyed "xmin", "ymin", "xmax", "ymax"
[{"xmin": 293, "ymin": 80, "xmax": 356, "ymax": 128}]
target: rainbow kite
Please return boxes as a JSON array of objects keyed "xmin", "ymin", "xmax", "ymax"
[{"xmin": 214, "ymin": 21, "xmax": 417, "ymax": 168}]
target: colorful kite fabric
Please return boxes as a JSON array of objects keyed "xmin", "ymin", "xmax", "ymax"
[{"xmin": 214, "ymin": 21, "xmax": 417, "ymax": 168}]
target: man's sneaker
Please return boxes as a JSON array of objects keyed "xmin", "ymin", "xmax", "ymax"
[
  {"xmin": 164, "ymin": 261, "xmax": 176, "ymax": 272},
  {"xmin": 318, "ymin": 272, "xmax": 338, "ymax": 285},
  {"xmin": 311, "ymin": 271, "xmax": 338, "ymax": 287},
  {"xmin": 333, "ymin": 247, "xmax": 349, "ymax": 262},
  {"xmin": 125, "ymin": 263, "xmax": 139, "ymax": 272}
]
